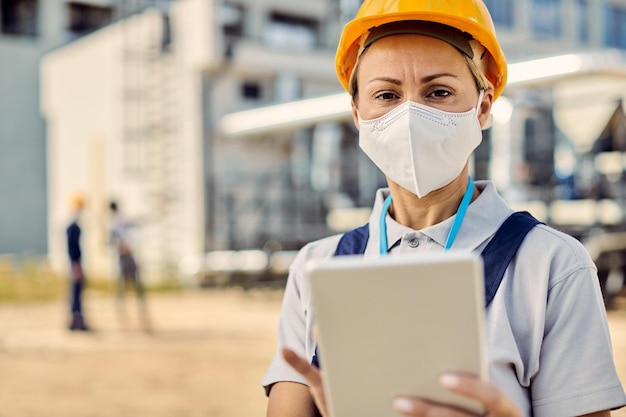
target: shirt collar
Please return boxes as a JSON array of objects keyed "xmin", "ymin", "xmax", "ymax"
[{"xmin": 365, "ymin": 181, "xmax": 512, "ymax": 255}]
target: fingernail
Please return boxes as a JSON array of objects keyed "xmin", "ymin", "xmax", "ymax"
[
  {"xmin": 439, "ymin": 373, "xmax": 461, "ymax": 388},
  {"xmin": 392, "ymin": 397, "xmax": 414, "ymax": 413}
]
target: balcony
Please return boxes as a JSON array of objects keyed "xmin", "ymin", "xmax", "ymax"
[{"xmin": 226, "ymin": 38, "xmax": 336, "ymax": 81}]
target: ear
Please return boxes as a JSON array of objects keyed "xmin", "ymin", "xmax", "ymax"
[
  {"xmin": 351, "ymin": 100, "xmax": 360, "ymax": 130},
  {"xmin": 478, "ymin": 88, "xmax": 494, "ymax": 129}
]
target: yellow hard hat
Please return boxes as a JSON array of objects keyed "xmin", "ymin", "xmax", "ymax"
[
  {"xmin": 335, "ymin": 0, "xmax": 508, "ymax": 99},
  {"xmin": 70, "ymin": 192, "xmax": 85, "ymax": 211}
]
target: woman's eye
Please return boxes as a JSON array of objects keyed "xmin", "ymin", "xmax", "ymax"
[
  {"xmin": 430, "ymin": 89, "xmax": 452, "ymax": 98},
  {"xmin": 374, "ymin": 91, "xmax": 399, "ymax": 101}
]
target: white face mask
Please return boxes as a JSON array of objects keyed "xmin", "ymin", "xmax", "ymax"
[{"xmin": 358, "ymin": 90, "xmax": 485, "ymax": 198}]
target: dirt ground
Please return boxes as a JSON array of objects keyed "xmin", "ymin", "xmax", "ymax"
[
  {"xmin": 0, "ymin": 288, "xmax": 282, "ymax": 417},
  {"xmin": 1, "ymin": 288, "xmax": 626, "ymax": 417}
]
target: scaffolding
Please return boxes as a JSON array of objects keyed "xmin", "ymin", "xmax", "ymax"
[{"xmin": 120, "ymin": 1, "xmax": 180, "ymax": 278}]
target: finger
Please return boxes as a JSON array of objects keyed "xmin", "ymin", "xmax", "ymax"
[
  {"xmin": 439, "ymin": 373, "xmax": 521, "ymax": 416},
  {"xmin": 281, "ymin": 347, "xmax": 323, "ymax": 386},
  {"xmin": 392, "ymin": 396, "xmax": 474, "ymax": 417},
  {"xmin": 282, "ymin": 347, "xmax": 329, "ymax": 416}
]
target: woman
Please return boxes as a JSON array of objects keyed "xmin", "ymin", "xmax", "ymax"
[{"xmin": 262, "ymin": 1, "xmax": 626, "ymax": 416}]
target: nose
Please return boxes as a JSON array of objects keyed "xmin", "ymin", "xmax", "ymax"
[{"xmin": 404, "ymin": 89, "xmax": 422, "ymax": 104}]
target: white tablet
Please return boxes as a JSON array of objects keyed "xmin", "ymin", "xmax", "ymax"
[{"xmin": 306, "ymin": 251, "xmax": 487, "ymax": 417}]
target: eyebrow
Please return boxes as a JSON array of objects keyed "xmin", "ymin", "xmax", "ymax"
[
  {"xmin": 367, "ymin": 73, "xmax": 459, "ymax": 85},
  {"xmin": 421, "ymin": 72, "xmax": 459, "ymax": 83}
]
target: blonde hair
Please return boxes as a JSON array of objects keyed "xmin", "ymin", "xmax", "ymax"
[{"xmin": 464, "ymin": 54, "xmax": 491, "ymax": 92}]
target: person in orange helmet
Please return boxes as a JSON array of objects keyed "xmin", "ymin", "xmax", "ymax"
[
  {"xmin": 262, "ymin": 1, "xmax": 625, "ymax": 416},
  {"xmin": 66, "ymin": 193, "xmax": 90, "ymax": 331}
]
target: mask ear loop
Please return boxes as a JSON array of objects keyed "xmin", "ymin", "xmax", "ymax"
[
  {"xmin": 476, "ymin": 89, "xmax": 492, "ymax": 130},
  {"xmin": 476, "ymin": 89, "xmax": 485, "ymax": 112}
]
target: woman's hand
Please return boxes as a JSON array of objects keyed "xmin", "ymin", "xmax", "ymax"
[
  {"xmin": 282, "ymin": 348, "xmax": 522, "ymax": 417},
  {"xmin": 281, "ymin": 347, "xmax": 329, "ymax": 417},
  {"xmin": 392, "ymin": 373, "xmax": 522, "ymax": 417}
]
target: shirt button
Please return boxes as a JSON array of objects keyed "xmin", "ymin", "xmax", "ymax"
[{"xmin": 408, "ymin": 238, "xmax": 419, "ymax": 248}]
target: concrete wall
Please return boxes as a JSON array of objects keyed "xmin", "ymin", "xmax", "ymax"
[
  {"xmin": 0, "ymin": 39, "xmax": 48, "ymax": 255},
  {"xmin": 42, "ymin": 10, "xmax": 186, "ymax": 280},
  {"xmin": 0, "ymin": 0, "xmax": 124, "ymax": 258},
  {"xmin": 42, "ymin": 22, "xmax": 123, "ymax": 277}
]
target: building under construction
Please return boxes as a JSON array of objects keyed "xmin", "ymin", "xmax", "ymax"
[{"xmin": 32, "ymin": 0, "xmax": 626, "ymax": 304}]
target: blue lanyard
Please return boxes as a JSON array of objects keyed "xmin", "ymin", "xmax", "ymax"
[{"xmin": 379, "ymin": 177, "xmax": 475, "ymax": 255}]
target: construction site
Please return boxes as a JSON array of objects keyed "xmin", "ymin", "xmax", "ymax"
[
  {"xmin": 3, "ymin": 0, "xmax": 626, "ymax": 415},
  {"xmin": 26, "ymin": 1, "xmax": 625, "ymax": 307}
]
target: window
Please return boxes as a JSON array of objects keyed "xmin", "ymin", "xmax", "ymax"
[
  {"xmin": 483, "ymin": 0, "xmax": 514, "ymax": 28},
  {"xmin": 241, "ymin": 81, "xmax": 262, "ymax": 100},
  {"xmin": 1, "ymin": 0, "xmax": 38, "ymax": 37},
  {"xmin": 222, "ymin": 3, "xmax": 245, "ymax": 37},
  {"xmin": 264, "ymin": 11, "xmax": 318, "ymax": 50},
  {"xmin": 474, "ymin": 129, "xmax": 492, "ymax": 181},
  {"xmin": 67, "ymin": 2, "xmax": 113, "ymax": 37},
  {"xmin": 603, "ymin": 4, "xmax": 626, "ymax": 49},
  {"xmin": 524, "ymin": 112, "xmax": 555, "ymax": 186},
  {"xmin": 161, "ymin": 13, "xmax": 171, "ymax": 51},
  {"xmin": 531, "ymin": 0, "xmax": 561, "ymax": 37},
  {"xmin": 221, "ymin": 3, "xmax": 245, "ymax": 57},
  {"xmin": 575, "ymin": 0, "xmax": 589, "ymax": 43}
]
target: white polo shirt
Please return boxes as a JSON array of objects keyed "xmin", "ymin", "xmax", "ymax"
[{"xmin": 262, "ymin": 181, "xmax": 626, "ymax": 416}]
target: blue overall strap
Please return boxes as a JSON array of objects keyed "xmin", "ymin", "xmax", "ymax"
[
  {"xmin": 480, "ymin": 211, "xmax": 541, "ymax": 307},
  {"xmin": 333, "ymin": 224, "xmax": 369, "ymax": 256}
]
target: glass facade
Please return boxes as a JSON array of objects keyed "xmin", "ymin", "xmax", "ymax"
[
  {"xmin": 532, "ymin": 0, "xmax": 561, "ymax": 37},
  {"xmin": 346, "ymin": 0, "xmax": 626, "ymax": 52},
  {"xmin": 483, "ymin": 0, "xmax": 514, "ymax": 28},
  {"xmin": 575, "ymin": 0, "xmax": 589, "ymax": 43},
  {"xmin": 604, "ymin": 4, "xmax": 626, "ymax": 49},
  {"xmin": 264, "ymin": 11, "xmax": 319, "ymax": 50}
]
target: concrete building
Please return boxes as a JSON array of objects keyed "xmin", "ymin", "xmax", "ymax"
[
  {"xmin": 39, "ymin": 0, "xmax": 626, "ymax": 283},
  {"xmin": 0, "ymin": 0, "xmax": 164, "ymax": 257},
  {"xmin": 42, "ymin": 0, "xmax": 343, "ymax": 280}
]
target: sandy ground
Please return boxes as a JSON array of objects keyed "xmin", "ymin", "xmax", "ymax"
[
  {"xmin": 0, "ymin": 288, "xmax": 282, "ymax": 417},
  {"xmin": 1, "ymin": 288, "xmax": 626, "ymax": 417}
]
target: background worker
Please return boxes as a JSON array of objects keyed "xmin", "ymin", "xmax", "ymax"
[
  {"xmin": 109, "ymin": 200, "xmax": 150, "ymax": 331},
  {"xmin": 66, "ymin": 193, "xmax": 89, "ymax": 331},
  {"xmin": 263, "ymin": 1, "xmax": 626, "ymax": 416}
]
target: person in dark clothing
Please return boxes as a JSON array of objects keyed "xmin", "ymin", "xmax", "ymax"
[{"xmin": 66, "ymin": 193, "xmax": 89, "ymax": 331}]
